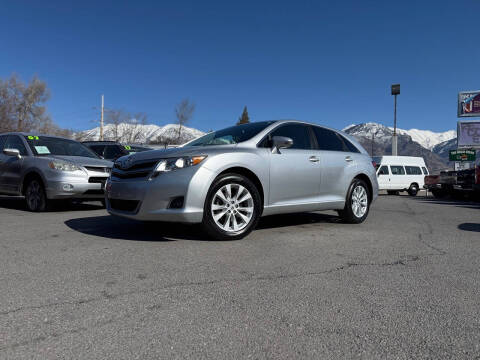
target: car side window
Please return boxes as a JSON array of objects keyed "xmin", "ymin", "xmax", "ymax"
[
  {"xmin": 0, "ymin": 135, "xmax": 7, "ymax": 151},
  {"xmin": 378, "ymin": 166, "xmax": 389, "ymax": 175},
  {"xmin": 312, "ymin": 127, "xmax": 346, "ymax": 152},
  {"xmin": 422, "ymin": 167, "xmax": 429, "ymax": 175},
  {"xmin": 4, "ymin": 135, "xmax": 28, "ymax": 156},
  {"xmin": 340, "ymin": 135, "xmax": 360, "ymax": 153},
  {"xmin": 405, "ymin": 166, "xmax": 422, "ymax": 175},
  {"xmin": 268, "ymin": 124, "xmax": 312, "ymax": 150},
  {"xmin": 390, "ymin": 166, "xmax": 405, "ymax": 175}
]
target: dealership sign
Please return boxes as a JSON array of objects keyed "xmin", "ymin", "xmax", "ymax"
[
  {"xmin": 457, "ymin": 120, "xmax": 480, "ymax": 147},
  {"xmin": 458, "ymin": 91, "xmax": 480, "ymax": 117},
  {"xmin": 449, "ymin": 149, "xmax": 476, "ymax": 162}
]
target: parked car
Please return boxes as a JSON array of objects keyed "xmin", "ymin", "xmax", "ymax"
[
  {"xmin": 106, "ymin": 120, "xmax": 378, "ymax": 240},
  {"xmin": 373, "ymin": 156, "xmax": 429, "ymax": 196},
  {"xmin": 82, "ymin": 141, "xmax": 152, "ymax": 161},
  {"xmin": 0, "ymin": 133, "xmax": 112, "ymax": 211}
]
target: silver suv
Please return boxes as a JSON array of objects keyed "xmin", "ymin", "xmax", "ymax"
[
  {"xmin": 106, "ymin": 121, "xmax": 378, "ymax": 240},
  {"xmin": 0, "ymin": 133, "xmax": 113, "ymax": 211}
]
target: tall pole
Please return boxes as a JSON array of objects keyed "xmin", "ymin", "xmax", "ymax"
[
  {"xmin": 392, "ymin": 94, "xmax": 397, "ymax": 155},
  {"xmin": 100, "ymin": 94, "xmax": 104, "ymax": 141}
]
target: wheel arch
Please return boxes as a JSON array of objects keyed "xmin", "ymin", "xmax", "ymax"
[
  {"xmin": 354, "ymin": 173, "xmax": 373, "ymax": 202},
  {"xmin": 21, "ymin": 171, "xmax": 46, "ymax": 195},
  {"xmin": 217, "ymin": 167, "xmax": 265, "ymax": 210}
]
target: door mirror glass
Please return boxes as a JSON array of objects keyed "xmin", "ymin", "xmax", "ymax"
[
  {"xmin": 3, "ymin": 148, "xmax": 21, "ymax": 158},
  {"xmin": 272, "ymin": 136, "xmax": 293, "ymax": 150}
]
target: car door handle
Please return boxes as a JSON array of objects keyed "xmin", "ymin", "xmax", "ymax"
[
  {"xmin": 345, "ymin": 156, "xmax": 353, "ymax": 162},
  {"xmin": 309, "ymin": 156, "xmax": 319, "ymax": 163}
]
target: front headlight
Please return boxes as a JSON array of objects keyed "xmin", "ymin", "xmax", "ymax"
[
  {"xmin": 49, "ymin": 160, "xmax": 82, "ymax": 172},
  {"xmin": 152, "ymin": 156, "xmax": 207, "ymax": 177}
]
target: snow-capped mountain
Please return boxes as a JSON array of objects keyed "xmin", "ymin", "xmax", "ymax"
[
  {"xmin": 75, "ymin": 123, "xmax": 205, "ymax": 144},
  {"xmin": 343, "ymin": 123, "xmax": 455, "ymax": 150},
  {"xmin": 432, "ymin": 138, "xmax": 457, "ymax": 160}
]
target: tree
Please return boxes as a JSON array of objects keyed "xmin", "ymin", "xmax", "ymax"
[
  {"xmin": 236, "ymin": 106, "xmax": 250, "ymax": 125},
  {"xmin": 104, "ymin": 109, "xmax": 148, "ymax": 143},
  {"xmin": 175, "ymin": 98, "xmax": 195, "ymax": 141},
  {"xmin": 0, "ymin": 74, "xmax": 52, "ymax": 133}
]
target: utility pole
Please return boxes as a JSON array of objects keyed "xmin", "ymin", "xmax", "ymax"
[
  {"xmin": 100, "ymin": 94, "xmax": 104, "ymax": 141},
  {"xmin": 391, "ymin": 84, "xmax": 400, "ymax": 156}
]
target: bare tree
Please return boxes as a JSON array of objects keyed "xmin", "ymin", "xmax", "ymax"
[
  {"xmin": 175, "ymin": 98, "xmax": 195, "ymax": 141},
  {"xmin": 104, "ymin": 109, "xmax": 127, "ymax": 141},
  {"xmin": 123, "ymin": 112, "xmax": 148, "ymax": 144},
  {"xmin": 0, "ymin": 74, "xmax": 52, "ymax": 133}
]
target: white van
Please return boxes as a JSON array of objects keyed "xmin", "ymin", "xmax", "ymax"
[{"xmin": 372, "ymin": 156, "xmax": 429, "ymax": 196}]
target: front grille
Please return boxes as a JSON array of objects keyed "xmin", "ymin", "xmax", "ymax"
[
  {"xmin": 109, "ymin": 199, "xmax": 140, "ymax": 212},
  {"xmin": 85, "ymin": 166, "xmax": 110, "ymax": 173},
  {"xmin": 112, "ymin": 159, "xmax": 158, "ymax": 180},
  {"xmin": 88, "ymin": 177, "xmax": 107, "ymax": 184}
]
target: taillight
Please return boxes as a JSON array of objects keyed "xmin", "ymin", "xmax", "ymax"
[{"xmin": 372, "ymin": 161, "xmax": 377, "ymax": 169}]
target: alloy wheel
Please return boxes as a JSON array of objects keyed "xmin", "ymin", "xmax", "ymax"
[
  {"xmin": 211, "ymin": 183, "xmax": 254, "ymax": 232},
  {"xmin": 351, "ymin": 185, "xmax": 368, "ymax": 218}
]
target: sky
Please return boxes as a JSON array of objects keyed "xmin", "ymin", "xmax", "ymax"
[{"xmin": 1, "ymin": 0, "xmax": 479, "ymax": 133}]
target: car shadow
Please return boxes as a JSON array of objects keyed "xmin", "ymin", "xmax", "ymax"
[
  {"xmin": 65, "ymin": 212, "xmax": 341, "ymax": 242},
  {"xmin": 0, "ymin": 196, "xmax": 104, "ymax": 212},
  {"xmin": 458, "ymin": 223, "xmax": 480, "ymax": 233},
  {"xmin": 412, "ymin": 196, "xmax": 480, "ymax": 210}
]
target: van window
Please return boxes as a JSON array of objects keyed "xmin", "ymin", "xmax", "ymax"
[
  {"xmin": 378, "ymin": 166, "xmax": 389, "ymax": 175},
  {"xmin": 422, "ymin": 167, "xmax": 429, "ymax": 175},
  {"xmin": 405, "ymin": 166, "xmax": 422, "ymax": 175},
  {"xmin": 390, "ymin": 166, "xmax": 405, "ymax": 175}
]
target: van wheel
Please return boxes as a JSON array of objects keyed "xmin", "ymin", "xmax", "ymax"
[
  {"xmin": 25, "ymin": 179, "xmax": 49, "ymax": 212},
  {"xmin": 408, "ymin": 184, "xmax": 419, "ymax": 196},
  {"xmin": 338, "ymin": 178, "xmax": 370, "ymax": 224},
  {"xmin": 202, "ymin": 174, "xmax": 261, "ymax": 240}
]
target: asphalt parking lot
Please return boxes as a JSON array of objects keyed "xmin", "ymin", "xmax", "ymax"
[{"xmin": 0, "ymin": 193, "xmax": 479, "ymax": 359}]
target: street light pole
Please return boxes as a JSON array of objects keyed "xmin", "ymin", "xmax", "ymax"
[{"xmin": 391, "ymin": 84, "xmax": 400, "ymax": 156}]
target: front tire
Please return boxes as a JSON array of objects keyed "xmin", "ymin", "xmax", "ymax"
[
  {"xmin": 338, "ymin": 178, "xmax": 370, "ymax": 224},
  {"xmin": 408, "ymin": 183, "xmax": 419, "ymax": 196},
  {"xmin": 25, "ymin": 179, "xmax": 48, "ymax": 212},
  {"xmin": 202, "ymin": 174, "xmax": 261, "ymax": 240}
]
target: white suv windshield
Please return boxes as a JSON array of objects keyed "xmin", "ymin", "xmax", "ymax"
[{"xmin": 25, "ymin": 136, "xmax": 99, "ymax": 158}]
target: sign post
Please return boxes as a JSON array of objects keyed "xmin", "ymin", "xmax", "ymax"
[{"xmin": 391, "ymin": 84, "xmax": 400, "ymax": 156}]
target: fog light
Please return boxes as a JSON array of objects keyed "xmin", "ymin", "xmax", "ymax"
[
  {"xmin": 169, "ymin": 196, "xmax": 184, "ymax": 209},
  {"xmin": 63, "ymin": 184, "xmax": 74, "ymax": 191}
]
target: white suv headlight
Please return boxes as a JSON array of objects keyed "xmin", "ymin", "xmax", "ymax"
[
  {"xmin": 152, "ymin": 156, "xmax": 207, "ymax": 177},
  {"xmin": 49, "ymin": 160, "xmax": 82, "ymax": 172}
]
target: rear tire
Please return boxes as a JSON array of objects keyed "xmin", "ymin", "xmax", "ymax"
[
  {"xmin": 408, "ymin": 184, "xmax": 419, "ymax": 196},
  {"xmin": 431, "ymin": 189, "xmax": 446, "ymax": 199},
  {"xmin": 202, "ymin": 173, "xmax": 261, "ymax": 240},
  {"xmin": 338, "ymin": 178, "xmax": 371, "ymax": 224},
  {"xmin": 25, "ymin": 179, "xmax": 49, "ymax": 212}
]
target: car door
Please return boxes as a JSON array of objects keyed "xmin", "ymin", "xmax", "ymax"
[
  {"xmin": 265, "ymin": 123, "xmax": 320, "ymax": 205},
  {"xmin": 376, "ymin": 165, "xmax": 391, "ymax": 190},
  {"xmin": 1, "ymin": 135, "xmax": 28, "ymax": 194},
  {"xmin": 311, "ymin": 126, "xmax": 357, "ymax": 202},
  {"xmin": 389, "ymin": 165, "xmax": 406, "ymax": 190},
  {"xmin": 0, "ymin": 135, "xmax": 9, "ymax": 192}
]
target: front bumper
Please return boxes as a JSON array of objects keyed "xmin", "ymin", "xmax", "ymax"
[
  {"xmin": 46, "ymin": 179, "xmax": 108, "ymax": 199},
  {"xmin": 106, "ymin": 166, "xmax": 214, "ymax": 223}
]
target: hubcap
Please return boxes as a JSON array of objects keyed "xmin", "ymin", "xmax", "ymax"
[
  {"xmin": 26, "ymin": 181, "xmax": 42, "ymax": 210},
  {"xmin": 351, "ymin": 185, "xmax": 368, "ymax": 218},
  {"xmin": 211, "ymin": 183, "xmax": 254, "ymax": 232}
]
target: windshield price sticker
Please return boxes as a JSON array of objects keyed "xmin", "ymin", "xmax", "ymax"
[
  {"xmin": 28, "ymin": 136, "xmax": 40, "ymax": 140},
  {"xmin": 34, "ymin": 146, "xmax": 51, "ymax": 154}
]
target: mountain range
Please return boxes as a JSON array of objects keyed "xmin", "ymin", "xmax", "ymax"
[
  {"xmin": 343, "ymin": 123, "xmax": 457, "ymax": 172},
  {"xmin": 75, "ymin": 121, "xmax": 459, "ymax": 172}
]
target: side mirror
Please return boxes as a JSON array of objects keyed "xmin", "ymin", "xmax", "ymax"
[
  {"xmin": 3, "ymin": 148, "xmax": 21, "ymax": 158},
  {"xmin": 271, "ymin": 136, "xmax": 293, "ymax": 152}
]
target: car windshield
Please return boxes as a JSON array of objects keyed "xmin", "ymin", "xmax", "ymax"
[
  {"xmin": 25, "ymin": 136, "xmax": 99, "ymax": 158},
  {"xmin": 186, "ymin": 121, "xmax": 276, "ymax": 146}
]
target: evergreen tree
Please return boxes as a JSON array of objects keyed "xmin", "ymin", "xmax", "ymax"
[{"xmin": 236, "ymin": 106, "xmax": 250, "ymax": 125}]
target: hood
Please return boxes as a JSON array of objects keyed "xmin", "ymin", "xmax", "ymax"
[
  {"xmin": 48, "ymin": 155, "xmax": 113, "ymax": 168},
  {"xmin": 118, "ymin": 145, "xmax": 238, "ymax": 163}
]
